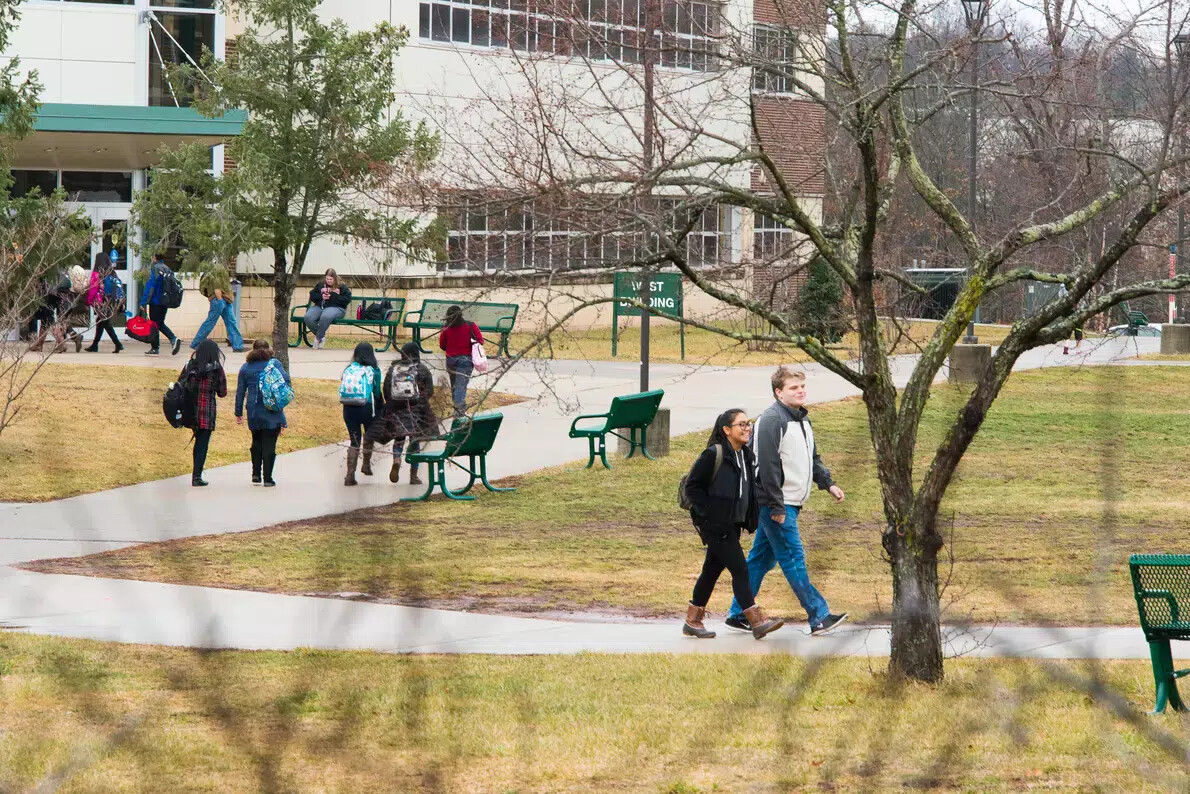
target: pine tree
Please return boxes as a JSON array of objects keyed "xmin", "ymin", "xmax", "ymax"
[{"xmin": 796, "ymin": 255, "xmax": 846, "ymax": 343}]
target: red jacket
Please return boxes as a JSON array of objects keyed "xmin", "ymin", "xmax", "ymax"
[{"xmin": 439, "ymin": 322, "xmax": 482, "ymax": 357}]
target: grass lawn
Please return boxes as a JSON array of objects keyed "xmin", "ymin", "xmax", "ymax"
[
  {"xmin": 0, "ymin": 364, "xmax": 521, "ymax": 502},
  {"xmin": 30, "ymin": 365, "xmax": 1190, "ymax": 626},
  {"xmin": 321, "ymin": 319, "xmax": 1015, "ymax": 367},
  {"xmin": 0, "ymin": 632, "xmax": 1186, "ymax": 792}
]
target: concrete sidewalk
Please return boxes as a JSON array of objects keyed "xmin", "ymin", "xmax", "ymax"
[{"xmin": 0, "ymin": 335, "xmax": 1166, "ymax": 660}]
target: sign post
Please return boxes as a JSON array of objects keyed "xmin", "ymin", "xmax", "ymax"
[{"xmin": 612, "ymin": 272, "xmax": 684, "ymax": 361}]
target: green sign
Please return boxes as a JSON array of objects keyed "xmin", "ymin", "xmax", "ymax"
[{"xmin": 611, "ymin": 272, "xmax": 685, "ymax": 359}]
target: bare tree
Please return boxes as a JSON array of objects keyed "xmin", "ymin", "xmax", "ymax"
[{"xmin": 387, "ymin": 0, "xmax": 1190, "ymax": 681}]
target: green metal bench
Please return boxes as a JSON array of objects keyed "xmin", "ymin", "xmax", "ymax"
[
  {"xmin": 1127, "ymin": 310, "xmax": 1150, "ymax": 336},
  {"xmin": 568, "ymin": 389, "xmax": 664, "ymax": 469},
  {"xmin": 402, "ymin": 412, "xmax": 515, "ymax": 502},
  {"xmin": 403, "ymin": 299, "xmax": 518, "ymax": 358},
  {"xmin": 1129, "ymin": 554, "xmax": 1190, "ymax": 713},
  {"xmin": 289, "ymin": 295, "xmax": 405, "ymax": 352}
]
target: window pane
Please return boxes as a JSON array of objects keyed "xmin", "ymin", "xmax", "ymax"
[
  {"xmin": 9, "ymin": 170, "xmax": 57, "ymax": 198},
  {"xmin": 61, "ymin": 171, "xmax": 132, "ymax": 203},
  {"xmin": 148, "ymin": 11, "xmax": 215, "ymax": 107},
  {"xmin": 66, "ymin": 0, "xmax": 134, "ymax": 5},
  {"xmin": 148, "ymin": 0, "xmax": 216, "ymax": 8},
  {"xmin": 452, "ymin": 7, "xmax": 470, "ymax": 42},
  {"xmin": 472, "ymin": 9, "xmax": 490, "ymax": 46},
  {"xmin": 420, "ymin": 3, "xmax": 431, "ymax": 38},
  {"xmin": 432, "ymin": 3, "xmax": 450, "ymax": 41}
]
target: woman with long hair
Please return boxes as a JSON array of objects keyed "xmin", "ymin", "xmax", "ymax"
[
  {"xmin": 681, "ymin": 408, "xmax": 784, "ymax": 640},
  {"xmin": 235, "ymin": 339, "xmax": 291, "ymax": 487},
  {"xmin": 185, "ymin": 339, "xmax": 227, "ymax": 486},
  {"xmin": 339, "ymin": 341, "xmax": 383, "ymax": 485},
  {"xmin": 362, "ymin": 341, "xmax": 437, "ymax": 485},
  {"xmin": 438, "ymin": 304, "xmax": 482, "ymax": 415},
  {"xmin": 305, "ymin": 267, "xmax": 352, "ymax": 349},
  {"xmin": 84, "ymin": 253, "xmax": 123, "ymax": 353}
]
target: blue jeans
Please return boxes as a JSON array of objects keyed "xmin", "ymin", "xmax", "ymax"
[
  {"xmin": 304, "ymin": 305, "xmax": 345, "ymax": 341},
  {"xmin": 190, "ymin": 298, "xmax": 244, "ymax": 351},
  {"xmin": 446, "ymin": 354, "xmax": 473, "ymax": 415},
  {"xmin": 728, "ymin": 505, "xmax": 830, "ymax": 624}
]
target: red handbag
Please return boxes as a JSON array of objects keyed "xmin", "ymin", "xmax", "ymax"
[{"xmin": 125, "ymin": 315, "xmax": 158, "ymax": 345}]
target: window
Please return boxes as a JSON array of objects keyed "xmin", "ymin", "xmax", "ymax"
[
  {"xmin": 148, "ymin": 4, "xmax": 217, "ymax": 107},
  {"xmin": 61, "ymin": 171, "xmax": 133, "ymax": 203},
  {"xmin": 43, "ymin": 1, "xmax": 134, "ymax": 5},
  {"xmin": 417, "ymin": 0, "xmax": 720, "ymax": 72},
  {"xmin": 752, "ymin": 25, "xmax": 798, "ymax": 94},
  {"xmin": 442, "ymin": 196, "xmax": 731, "ymax": 273},
  {"xmin": 8, "ymin": 170, "xmax": 58, "ymax": 198},
  {"xmin": 754, "ymin": 212, "xmax": 795, "ymax": 260}
]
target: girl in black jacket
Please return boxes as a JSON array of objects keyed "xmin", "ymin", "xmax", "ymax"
[{"xmin": 683, "ymin": 408, "xmax": 784, "ymax": 640}]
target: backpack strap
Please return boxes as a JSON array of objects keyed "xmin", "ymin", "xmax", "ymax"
[{"xmin": 711, "ymin": 444, "xmax": 723, "ymax": 480}]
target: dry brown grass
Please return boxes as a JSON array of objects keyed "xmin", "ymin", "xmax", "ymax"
[
  {"xmin": 0, "ymin": 364, "xmax": 522, "ymax": 502},
  {"xmin": 0, "ymin": 632, "xmax": 1186, "ymax": 792}
]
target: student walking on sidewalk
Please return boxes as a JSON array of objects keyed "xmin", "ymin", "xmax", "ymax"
[
  {"xmin": 361, "ymin": 341, "xmax": 437, "ymax": 485},
  {"xmin": 185, "ymin": 339, "xmax": 228, "ymax": 487},
  {"xmin": 84, "ymin": 253, "xmax": 123, "ymax": 353},
  {"xmin": 439, "ymin": 305, "xmax": 481, "ymax": 416},
  {"xmin": 725, "ymin": 366, "xmax": 849, "ymax": 636},
  {"xmin": 140, "ymin": 253, "xmax": 182, "ymax": 356},
  {"xmin": 339, "ymin": 342, "xmax": 384, "ymax": 486},
  {"xmin": 190, "ymin": 265, "xmax": 244, "ymax": 352},
  {"xmin": 682, "ymin": 408, "xmax": 785, "ymax": 641},
  {"xmin": 235, "ymin": 339, "xmax": 290, "ymax": 487}
]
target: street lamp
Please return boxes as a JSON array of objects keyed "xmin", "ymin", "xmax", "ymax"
[
  {"xmin": 960, "ymin": 0, "xmax": 987, "ymax": 344},
  {"xmin": 1174, "ymin": 33, "xmax": 1190, "ymax": 323}
]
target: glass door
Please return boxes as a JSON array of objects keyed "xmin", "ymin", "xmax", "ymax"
[{"xmin": 90, "ymin": 206, "xmax": 133, "ymax": 327}]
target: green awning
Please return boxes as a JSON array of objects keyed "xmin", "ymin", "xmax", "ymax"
[{"xmin": 32, "ymin": 103, "xmax": 246, "ymax": 136}]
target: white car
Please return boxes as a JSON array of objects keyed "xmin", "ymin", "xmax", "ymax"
[{"xmin": 1106, "ymin": 323, "xmax": 1162, "ymax": 337}]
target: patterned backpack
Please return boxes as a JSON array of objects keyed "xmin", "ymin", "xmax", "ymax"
[
  {"xmin": 258, "ymin": 359, "xmax": 293, "ymax": 412},
  {"xmin": 339, "ymin": 361, "xmax": 374, "ymax": 406}
]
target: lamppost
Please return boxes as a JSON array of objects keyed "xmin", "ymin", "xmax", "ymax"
[
  {"xmin": 1175, "ymin": 33, "xmax": 1190, "ymax": 323},
  {"xmin": 960, "ymin": 0, "xmax": 987, "ymax": 344}
]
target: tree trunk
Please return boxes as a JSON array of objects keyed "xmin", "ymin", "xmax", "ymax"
[
  {"xmin": 272, "ymin": 264, "xmax": 294, "ymax": 370},
  {"xmin": 887, "ymin": 529, "xmax": 944, "ymax": 682}
]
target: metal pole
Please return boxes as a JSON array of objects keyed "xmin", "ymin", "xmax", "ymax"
[
  {"xmin": 639, "ymin": 1, "xmax": 655, "ymax": 393},
  {"xmin": 964, "ymin": 27, "xmax": 979, "ymax": 344},
  {"xmin": 1179, "ymin": 207, "xmax": 1185, "ymax": 322}
]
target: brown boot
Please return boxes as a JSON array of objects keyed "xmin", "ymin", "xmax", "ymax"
[
  {"xmin": 344, "ymin": 447, "xmax": 359, "ymax": 486},
  {"xmin": 360, "ymin": 441, "xmax": 374, "ymax": 476},
  {"xmin": 743, "ymin": 606, "xmax": 784, "ymax": 640},
  {"xmin": 389, "ymin": 453, "xmax": 402, "ymax": 483},
  {"xmin": 408, "ymin": 465, "xmax": 422, "ymax": 485},
  {"xmin": 682, "ymin": 603, "xmax": 716, "ymax": 638}
]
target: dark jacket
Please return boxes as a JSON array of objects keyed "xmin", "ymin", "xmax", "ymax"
[
  {"xmin": 752, "ymin": 400, "xmax": 834, "ymax": 510},
  {"xmin": 140, "ymin": 261, "xmax": 169, "ymax": 307},
  {"xmin": 686, "ymin": 443, "xmax": 759, "ymax": 541},
  {"xmin": 309, "ymin": 283, "xmax": 352, "ymax": 310},
  {"xmin": 235, "ymin": 358, "xmax": 290, "ymax": 430}
]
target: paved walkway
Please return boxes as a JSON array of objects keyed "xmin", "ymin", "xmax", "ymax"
[{"xmin": 0, "ymin": 335, "xmax": 1170, "ymax": 660}]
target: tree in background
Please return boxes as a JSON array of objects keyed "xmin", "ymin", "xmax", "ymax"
[
  {"xmin": 797, "ymin": 255, "xmax": 846, "ymax": 344},
  {"xmin": 135, "ymin": 0, "xmax": 439, "ymax": 368}
]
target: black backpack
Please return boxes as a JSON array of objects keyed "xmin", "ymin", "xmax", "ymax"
[
  {"xmin": 678, "ymin": 445, "xmax": 723, "ymax": 511},
  {"xmin": 361, "ymin": 300, "xmax": 392, "ymax": 321},
  {"xmin": 158, "ymin": 264, "xmax": 184, "ymax": 309},
  {"xmin": 163, "ymin": 365, "xmax": 198, "ymax": 429}
]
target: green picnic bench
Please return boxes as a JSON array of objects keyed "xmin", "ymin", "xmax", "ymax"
[
  {"xmin": 402, "ymin": 412, "xmax": 515, "ymax": 502},
  {"xmin": 289, "ymin": 295, "xmax": 405, "ymax": 352},
  {"xmin": 1129, "ymin": 554, "xmax": 1190, "ymax": 713},
  {"xmin": 568, "ymin": 389, "xmax": 664, "ymax": 470},
  {"xmin": 1127, "ymin": 310, "xmax": 1150, "ymax": 335},
  {"xmin": 403, "ymin": 299, "xmax": 518, "ymax": 358}
]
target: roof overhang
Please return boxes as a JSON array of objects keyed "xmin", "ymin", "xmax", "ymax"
[{"xmin": 10, "ymin": 103, "xmax": 246, "ymax": 171}]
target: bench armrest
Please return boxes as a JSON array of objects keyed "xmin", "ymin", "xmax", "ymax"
[
  {"xmin": 383, "ymin": 309, "xmax": 402, "ymax": 322},
  {"xmin": 403, "ymin": 309, "xmax": 423, "ymax": 324},
  {"xmin": 1139, "ymin": 589, "xmax": 1181, "ymax": 624},
  {"xmin": 569, "ymin": 412, "xmax": 610, "ymax": 433},
  {"xmin": 495, "ymin": 314, "xmax": 516, "ymax": 332}
]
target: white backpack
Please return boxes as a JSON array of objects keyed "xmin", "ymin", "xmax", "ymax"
[{"xmin": 387, "ymin": 362, "xmax": 420, "ymax": 401}]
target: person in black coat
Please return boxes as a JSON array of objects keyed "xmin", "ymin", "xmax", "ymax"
[
  {"xmin": 361, "ymin": 341, "xmax": 438, "ymax": 485},
  {"xmin": 682, "ymin": 408, "xmax": 785, "ymax": 640},
  {"xmin": 304, "ymin": 268, "xmax": 352, "ymax": 349}
]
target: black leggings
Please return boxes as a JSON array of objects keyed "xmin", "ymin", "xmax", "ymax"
[
  {"xmin": 91, "ymin": 319, "xmax": 119, "ymax": 347},
  {"xmin": 193, "ymin": 428, "xmax": 212, "ymax": 479},
  {"xmin": 343, "ymin": 404, "xmax": 374, "ymax": 449},
  {"xmin": 149, "ymin": 304, "xmax": 176, "ymax": 350},
  {"xmin": 251, "ymin": 427, "xmax": 281, "ymax": 480},
  {"xmin": 691, "ymin": 526, "xmax": 755, "ymax": 611}
]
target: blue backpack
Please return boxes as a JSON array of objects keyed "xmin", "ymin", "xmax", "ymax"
[
  {"xmin": 103, "ymin": 274, "xmax": 125, "ymax": 306},
  {"xmin": 339, "ymin": 362, "xmax": 374, "ymax": 406},
  {"xmin": 258, "ymin": 359, "xmax": 293, "ymax": 412}
]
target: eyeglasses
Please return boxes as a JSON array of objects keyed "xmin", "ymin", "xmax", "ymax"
[{"xmin": 729, "ymin": 421, "xmax": 754, "ymax": 429}]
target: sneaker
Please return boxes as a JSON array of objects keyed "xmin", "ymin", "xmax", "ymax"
[
  {"xmin": 810, "ymin": 613, "xmax": 849, "ymax": 636},
  {"xmin": 263, "ymin": 480, "xmax": 276, "ymax": 488},
  {"xmin": 192, "ymin": 477, "xmax": 209, "ymax": 487},
  {"xmin": 724, "ymin": 614, "xmax": 752, "ymax": 632},
  {"xmin": 171, "ymin": 337, "xmax": 182, "ymax": 356},
  {"xmin": 145, "ymin": 349, "xmax": 160, "ymax": 356},
  {"xmin": 252, "ymin": 474, "xmax": 262, "ymax": 485}
]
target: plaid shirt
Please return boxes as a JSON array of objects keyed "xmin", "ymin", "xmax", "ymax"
[{"xmin": 192, "ymin": 367, "xmax": 227, "ymax": 431}]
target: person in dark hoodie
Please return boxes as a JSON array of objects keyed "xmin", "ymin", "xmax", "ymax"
[
  {"xmin": 683, "ymin": 408, "xmax": 785, "ymax": 641},
  {"xmin": 184, "ymin": 339, "xmax": 228, "ymax": 486},
  {"xmin": 235, "ymin": 339, "xmax": 291, "ymax": 487},
  {"xmin": 361, "ymin": 341, "xmax": 437, "ymax": 485},
  {"xmin": 304, "ymin": 268, "xmax": 352, "ymax": 349},
  {"xmin": 724, "ymin": 366, "xmax": 849, "ymax": 637}
]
